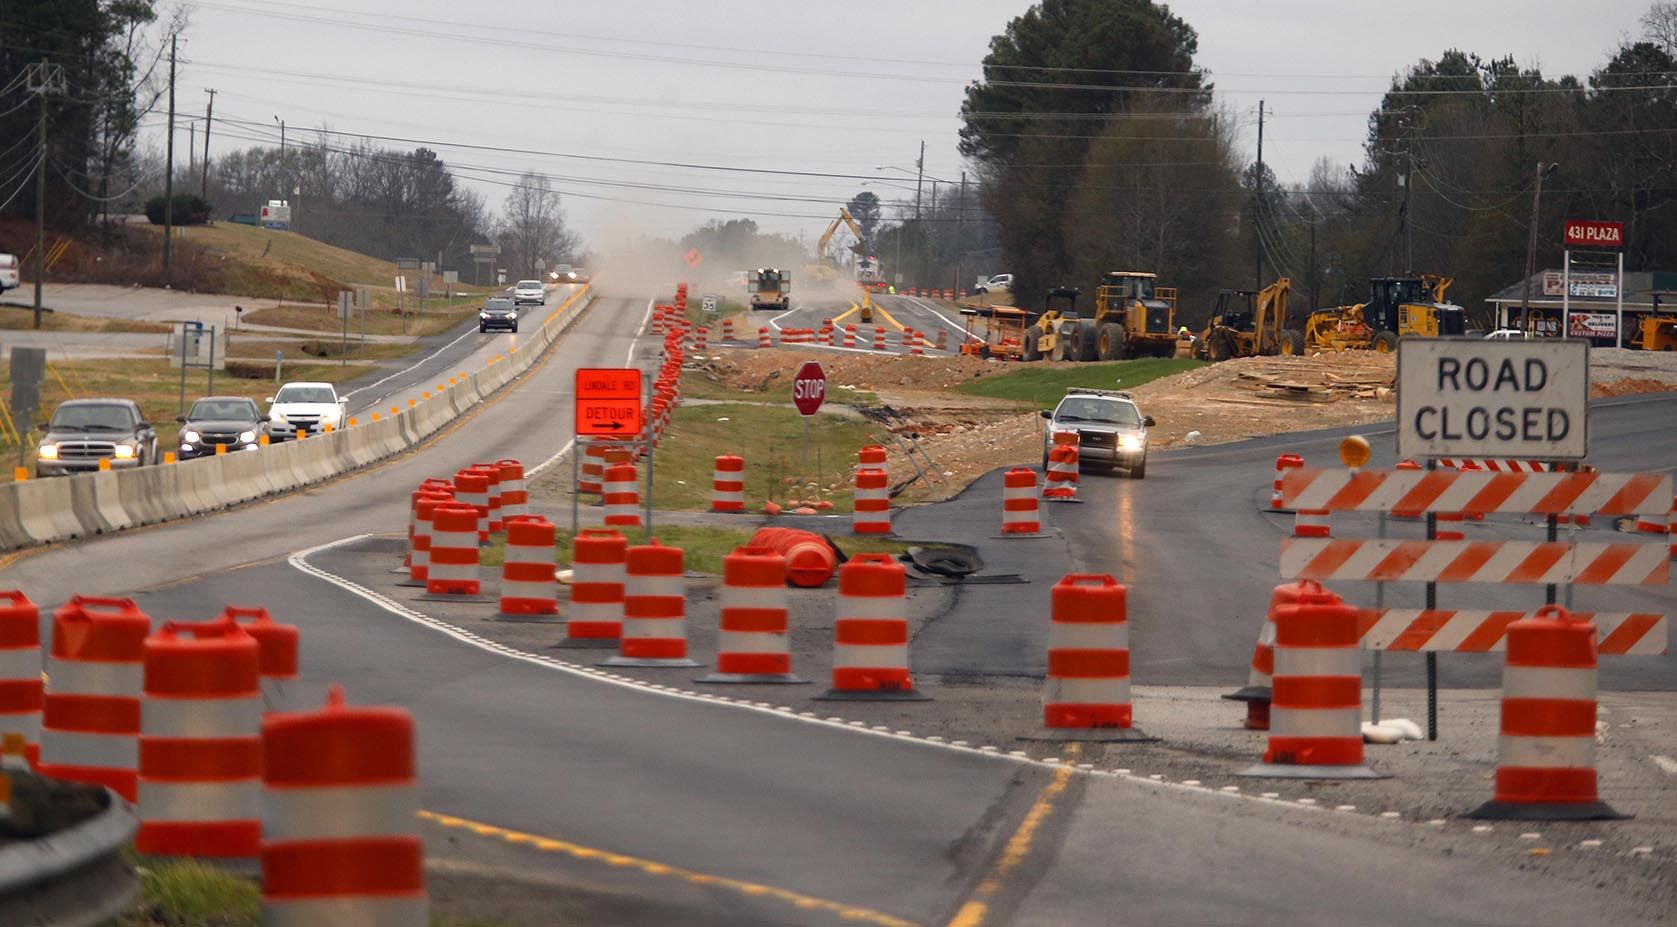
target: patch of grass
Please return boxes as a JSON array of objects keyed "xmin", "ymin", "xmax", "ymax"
[
  {"xmin": 240, "ymin": 301, "xmax": 472, "ymax": 338},
  {"xmin": 679, "ymin": 371, "xmax": 877, "ymax": 407},
  {"xmin": 0, "ymin": 307, "xmax": 171, "ymax": 334},
  {"xmin": 122, "ymin": 859, "xmax": 260, "ymax": 926},
  {"xmin": 955, "ymin": 357, "xmax": 1205, "ymax": 406},
  {"xmin": 225, "ymin": 337, "xmax": 417, "ymax": 363}
]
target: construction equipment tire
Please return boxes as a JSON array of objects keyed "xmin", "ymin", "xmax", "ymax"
[
  {"xmin": 1209, "ymin": 330, "xmax": 1233, "ymax": 362},
  {"xmin": 1073, "ymin": 326, "xmax": 1099, "ymax": 362},
  {"xmin": 1373, "ymin": 331, "xmax": 1399, "ymax": 353},
  {"xmin": 1023, "ymin": 329, "xmax": 1042, "ymax": 361},
  {"xmin": 1097, "ymin": 323, "xmax": 1126, "ymax": 360},
  {"xmin": 1280, "ymin": 330, "xmax": 1304, "ymax": 356}
]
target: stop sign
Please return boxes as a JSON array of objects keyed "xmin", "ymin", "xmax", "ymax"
[{"xmin": 791, "ymin": 361, "xmax": 827, "ymax": 416}]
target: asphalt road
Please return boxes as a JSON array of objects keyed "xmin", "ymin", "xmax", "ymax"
[{"xmin": 6, "ymin": 294, "xmax": 1670, "ymax": 925}]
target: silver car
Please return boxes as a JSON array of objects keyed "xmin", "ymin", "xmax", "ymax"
[{"xmin": 1040, "ymin": 388, "xmax": 1155, "ymax": 479}]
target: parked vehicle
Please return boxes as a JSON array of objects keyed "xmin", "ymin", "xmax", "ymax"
[
  {"xmin": 176, "ymin": 396, "xmax": 267, "ymax": 459},
  {"xmin": 479, "ymin": 296, "xmax": 519, "ymax": 333},
  {"xmin": 266, "ymin": 382, "xmax": 347, "ymax": 440},
  {"xmin": 1039, "ymin": 388, "xmax": 1155, "ymax": 478},
  {"xmin": 35, "ymin": 399, "xmax": 158, "ymax": 477},
  {"xmin": 976, "ymin": 273, "xmax": 1013, "ymax": 294},
  {"xmin": 1484, "ymin": 328, "xmax": 1535, "ymax": 341},
  {"xmin": 0, "ymin": 253, "xmax": 19, "ymax": 295}
]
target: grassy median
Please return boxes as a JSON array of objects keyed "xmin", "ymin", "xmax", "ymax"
[{"xmin": 955, "ymin": 357, "xmax": 1204, "ymax": 406}]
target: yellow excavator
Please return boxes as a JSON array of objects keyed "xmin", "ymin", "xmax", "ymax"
[
  {"xmin": 812, "ymin": 208, "xmax": 885, "ymax": 287},
  {"xmin": 1195, "ymin": 277, "xmax": 1302, "ymax": 360},
  {"xmin": 1301, "ymin": 275, "xmax": 1465, "ymax": 353}
]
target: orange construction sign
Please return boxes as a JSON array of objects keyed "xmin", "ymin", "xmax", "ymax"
[{"xmin": 575, "ymin": 368, "xmax": 643, "ymax": 437}]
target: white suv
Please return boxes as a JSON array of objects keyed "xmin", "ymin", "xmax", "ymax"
[
  {"xmin": 266, "ymin": 382, "xmax": 347, "ymax": 440},
  {"xmin": 512, "ymin": 280, "xmax": 545, "ymax": 306},
  {"xmin": 0, "ymin": 253, "xmax": 19, "ymax": 294}
]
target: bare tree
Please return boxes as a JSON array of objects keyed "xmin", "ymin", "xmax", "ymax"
[
  {"xmin": 1644, "ymin": 2, "xmax": 1677, "ymax": 55},
  {"xmin": 497, "ymin": 173, "xmax": 578, "ymax": 277}
]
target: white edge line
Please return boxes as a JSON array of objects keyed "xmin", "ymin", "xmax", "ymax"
[
  {"xmin": 287, "ymin": 533, "xmax": 1335, "ymax": 820},
  {"xmin": 344, "ymin": 323, "xmax": 480, "ymax": 403},
  {"xmin": 528, "ymin": 296, "xmax": 650, "ymax": 479},
  {"xmin": 897, "ymin": 295, "xmax": 983, "ymax": 344}
]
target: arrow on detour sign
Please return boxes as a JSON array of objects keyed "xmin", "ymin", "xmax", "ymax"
[{"xmin": 575, "ymin": 367, "xmax": 643, "ymax": 437}]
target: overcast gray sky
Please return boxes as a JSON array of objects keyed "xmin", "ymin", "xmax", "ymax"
[{"xmin": 166, "ymin": 0, "xmax": 1653, "ymax": 252}]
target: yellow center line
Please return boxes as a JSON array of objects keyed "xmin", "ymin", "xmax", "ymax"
[
  {"xmin": 830, "ymin": 304, "xmax": 861, "ymax": 325},
  {"xmin": 418, "ymin": 809, "xmax": 921, "ymax": 927},
  {"xmin": 870, "ymin": 300, "xmax": 908, "ymax": 332},
  {"xmin": 943, "ymin": 745, "xmax": 1081, "ymax": 927}
]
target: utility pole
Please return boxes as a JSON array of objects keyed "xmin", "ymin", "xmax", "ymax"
[
  {"xmin": 915, "ymin": 140, "xmax": 925, "ymax": 291},
  {"xmin": 1254, "ymin": 100, "xmax": 1265, "ymax": 290},
  {"xmin": 28, "ymin": 60, "xmax": 65, "ymax": 331},
  {"xmin": 163, "ymin": 34, "xmax": 177, "ymax": 276},
  {"xmin": 1401, "ymin": 149, "xmax": 1413, "ymax": 275},
  {"xmin": 953, "ymin": 171, "xmax": 967, "ymax": 295},
  {"xmin": 188, "ymin": 121, "xmax": 195, "ymax": 177},
  {"xmin": 1519, "ymin": 162, "xmax": 1559, "ymax": 333},
  {"xmin": 202, "ymin": 88, "xmax": 216, "ymax": 198}
]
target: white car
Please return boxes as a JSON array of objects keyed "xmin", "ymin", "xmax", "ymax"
[
  {"xmin": 512, "ymin": 280, "xmax": 545, "ymax": 306},
  {"xmin": 266, "ymin": 382, "xmax": 347, "ymax": 441},
  {"xmin": 976, "ymin": 273, "xmax": 1013, "ymax": 295},
  {"xmin": 0, "ymin": 253, "xmax": 19, "ymax": 294},
  {"xmin": 1484, "ymin": 328, "xmax": 1535, "ymax": 340}
]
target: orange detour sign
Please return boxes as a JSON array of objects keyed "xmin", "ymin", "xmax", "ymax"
[{"xmin": 575, "ymin": 368, "xmax": 643, "ymax": 437}]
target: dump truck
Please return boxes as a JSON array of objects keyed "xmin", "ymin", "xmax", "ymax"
[
  {"xmin": 748, "ymin": 268, "xmax": 791, "ymax": 311},
  {"xmin": 1301, "ymin": 275, "xmax": 1465, "ymax": 353},
  {"xmin": 1194, "ymin": 277, "xmax": 1303, "ymax": 360},
  {"xmin": 1021, "ymin": 272, "xmax": 1178, "ymax": 361}
]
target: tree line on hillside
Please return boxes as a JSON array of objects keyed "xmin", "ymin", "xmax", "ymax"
[{"xmin": 961, "ymin": 0, "xmax": 1677, "ymax": 328}]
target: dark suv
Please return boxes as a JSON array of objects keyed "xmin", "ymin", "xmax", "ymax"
[
  {"xmin": 479, "ymin": 297, "xmax": 519, "ymax": 333},
  {"xmin": 36, "ymin": 399, "xmax": 158, "ymax": 477},
  {"xmin": 176, "ymin": 396, "xmax": 267, "ymax": 459}
]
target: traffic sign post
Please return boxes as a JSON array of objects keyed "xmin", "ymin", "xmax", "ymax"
[
  {"xmin": 792, "ymin": 361, "xmax": 825, "ymax": 468},
  {"xmin": 1396, "ymin": 338, "xmax": 1589, "ymax": 462}
]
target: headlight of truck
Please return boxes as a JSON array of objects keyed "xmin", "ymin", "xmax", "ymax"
[
  {"xmin": 1119, "ymin": 435, "xmax": 1145, "ymax": 451},
  {"xmin": 114, "ymin": 444, "xmax": 135, "ymax": 459},
  {"xmin": 182, "ymin": 429, "xmax": 202, "ymax": 443},
  {"xmin": 480, "ymin": 311, "xmax": 490, "ymax": 320},
  {"xmin": 240, "ymin": 430, "xmax": 257, "ymax": 443},
  {"xmin": 37, "ymin": 444, "xmax": 58, "ymax": 460}
]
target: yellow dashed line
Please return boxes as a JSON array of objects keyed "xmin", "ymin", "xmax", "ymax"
[
  {"xmin": 942, "ymin": 746, "xmax": 1080, "ymax": 927},
  {"xmin": 418, "ymin": 809, "xmax": 920, "ymax": 927}
]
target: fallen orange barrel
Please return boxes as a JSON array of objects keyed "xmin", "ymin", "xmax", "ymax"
[{"xmin": 748, "ymin": 526, "xmax": 838, "ymax": 587}]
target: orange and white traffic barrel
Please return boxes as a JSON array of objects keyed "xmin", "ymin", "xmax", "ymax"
[
  {"xmin": 698, "ymin": 546, "xmax": 804, "ymax": 684},
  {"xmin": 852, "ymin": 467, "xmax": 891, "ymax": 535},
  {"xmin": 495, "ymin": 459, "xmax": 528, "ymax": 520},
  {"xmin": 1470, "ymin": 605, "xmax": 1625, "ymax": 820},
  {"xmin": 402, "ymin": 492, "xmax": 453, "ymax": 589},
  {"xmin": 1221, "ymin": 581, "xmax": 1312, "ymax": 731},
  {"xmin": 858, "ymin": 444, "xmax": 888, "ymax": 474},
  {"xmin": 1036, "ymin": 574, "xmax": 1151, "ymax": 740},
  {"xmin": 712, "ymin": 454, "xmax": 745, "ymax": 513},
  {"xmin": 562, "ymin": 529, "xmax": 626, "ymax": 647},
  {"xmin": 873, "ymin": 327, "xmax": 887, "ymax": 351},
  {"xmin": 758, "ymin": 327, "xmax": 772, "ymax": 349},
  {"xmin": 1271, "ymin": 453, "xmax": 1302, "ymax": 510},
  {"xmin": 722, "ymin": 317, "xmax": 734, "ymax": 341},
  {"xmin": 843, "ymin": 325, "xmax": 857, "ymax": 348},
  {"xmin": 909, "ymin": 330, "xmax": 925, "ymax": 355},
  {"xmin": 1001, "ymin": 467, "xmax": 1042, "ymax": 535},
  {"xmin": 1241, "ymin": 580, "xmax": 1382, "ymax": 779},
  {"xmin": 579, "ymin": 442, "xmax": 609, "ymax": 496},
  {"xmin": 0, "ymin": 590, "xmax": 42, "ymax": 769},
  {"xmin": 39, "ymin": 596, "xmax": 153, "ymax": 800},
  {"xmin": 602, "ymin": 541, "xmax": 698, "ymax": 667},
  {"xmin": 499, "ymin": 515, "xmax": 559, "ymax": 620},
  {"xmin": 694, "ymin": 327, "xmax": 709, "ymax": 351},
  {"xmin": 452, "ymin": 469, "xmax": 490, "ymax": 544},
  {"xmin": 219, "ymin": 606, "xmax": 299, "ymax": 711},
  {"xmin": 472, "ymin": 463, "xmax": 504, "ymax": 533},
  {"xmin": 262, "ymin": 685, "xmax": 426, "ymax": 927},
  {"xmin": 1043, "ymin": 432, "xmax": 1079, "ymax": 501},
  {"xmin": 603, "ymin": 461, "xmax": 642, "ymax": 528},
  {"xmin": 936, "ymin": 329, "xmax": 949, "ymax": 351},
  {"xmin": 136, "ymin": 616, "xmax": 262, "ymax": 857},
  {"xmin": 402, "ymin": 479, "xmax": 451, "ymax": 573},
  {"xmin": 819, "ymin": 553, "xmax": 927, "ymax": 700},
  {"xmin": 425, "ymin": 503, "xmax": 482, "ymax": 597}
]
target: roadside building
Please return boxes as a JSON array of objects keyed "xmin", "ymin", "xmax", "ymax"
[{"xmin": 1486, "ymin": 269, "xmax": 1677, "ymax": 347}]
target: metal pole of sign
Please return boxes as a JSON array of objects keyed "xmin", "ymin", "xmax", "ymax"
[
  {"xmin": 1371, "ymin": 509, "xmax": 1387, "ymax": 724},
  {"xmin": 177, "ymin": 323, "xmax": 189, "ymax": 417},
  {"xmin": 206, "ymin": 327, "xmax": 216, "ymax": 397},
  {"xmin": 1424, "ymin": 458, "xmax": 1438, "ymax": 742},
  {"xmin": 1547, "ymin": 513, "xmax": 1560, "ymax": 606},
  {"xmin": 801, "ymin": 416, "xmax": 809, "ymax": 469},
  {"xmin": 571, "ymin": 437, "xmax": 581, "ymax": 539},
  {"xmin": 341, "ymin": 293, "xmax": 349, "ymax": 366}
]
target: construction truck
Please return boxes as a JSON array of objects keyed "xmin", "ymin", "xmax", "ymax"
[
  {"xmin": 1194, "ymin": 277, "xmax": 1303, "ymax": 361},
  {"xmin": 748, "ymin": 268, "xmax": 791, "ymax": 311},
  {"xmin": 1022, "ymin": 272, "xmax": 1179, "ymax": 362},
  {"xmin": 1301, "ymin": 275, "xmax": 1465, "ymax": 353}
]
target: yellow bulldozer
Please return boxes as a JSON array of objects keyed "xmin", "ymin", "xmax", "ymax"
[
  {"xmin": 1628, "ymin": 292, "xmax": 1677, "ymax": 351},
  {"xmin": 1021, "ymin": 272, "xmax": 1179, "ymax": 361},
  {"xmin": 1301, "ymin": 274, "xmax": 1466, "ymax": 353},
  {"xmin": 1194, "ymin": 277, "xmax": 1302, "ymax": 361}
]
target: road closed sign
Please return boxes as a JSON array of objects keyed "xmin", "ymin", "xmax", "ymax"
[{"xmin": 1397, "ymin": 338, "xmax": 1589, "ymax": 460}]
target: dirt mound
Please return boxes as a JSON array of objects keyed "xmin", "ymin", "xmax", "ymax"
[
  {"xmin": 706, "ymin": 346, "xmax": 1017, "ymax": 394},
  {"xmin": 1592, "ymin": 377, "xmax": 1677, "ymax": 397}
]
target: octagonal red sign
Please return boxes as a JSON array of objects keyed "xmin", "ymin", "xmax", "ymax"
[{"xmin": 791, "ymin": 361, "xmax": 826, "ymax": 416}]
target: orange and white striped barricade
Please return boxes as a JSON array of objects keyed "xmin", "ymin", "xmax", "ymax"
[
  {"xmin": 452, "ymin": 469, "xmax": 490, "ymax": 544},
  {"xmin": 423, "ymin": 503, "xmax": 485, "ymax": 599},
  {"xmin": 0, "ymin": 590, "xmax": 43, "ymax": 769},
  {"xmin": 1028, "ymin": 574, "xmax": 1153, "ymax": 742},
  {"xmin": 1042, "ymin": 432, "xmax": 1080, "ymax": 501},
  {"xmin": 1270, "ymin": 453, "xmax": 1303, "ymax": 511},
  {"xmin": 759, "ymin": 327, "xmax": 772, "ymax": 348},
  {"xmin": 579, "ymin": 441, "xmax": 610, "ymax": 496},
  {"xmin": 262, "ymin": 686, "xmax": 426, "ymax": 927},
  {"xmin": 1240, "ymin": 580, "xmax": 1383, "ymax": 779},
  {"xmin": 852, "ymin": 467, "xmax": 891, "ymax": 535},
  {"xmin": 858, "ymin": 443, "xmax": 888, "ymax": 475},
  {"xmin": 39, "ymin": 596, "xmax": 153, "ymax": 800},
  {"xmin": 1470, "ymin": 605, "xmax": 1625, "ymax": 820},
  {"xmin": 697, "ymin": 547, "xmax": 805, "ymax": 684},
  {"xmin": 1000, "ymin": 467, "xmax": 1043, "ymax": 536},
  {"xmin": 873, "ymin": 327, "xmax": 887, "ymax": 351},
  {"xmin": 1390, "ymin": 459, "xmax": 1423, "ymax": 520},
  {"xmin": 712, "ymin": 454, "xmax": 745, "ymax": 513},
  {"xmin": 495, "ymin": 459, "xmax": 528, "ymax": 520},
  {"xmin": 936, "ymin": 329, "xmax": 949, "ymax": 351},
  {"xmin": 400, "ymin": 492, "xmax": 454, "ymax": 588},
  {"xmin": 1221, "ymin": 581, "xmax": 1313, "ymax": 731},
  {"xmin": 136, "ymin": 616, "xmax": 262, "ymax": 857},
  {"xmin": 818, "ymin": 553, "xmax": 927, "ymax": 700},
  {"xmin": 843, "ymin": 325, "xmax": 857, "ymax": 348},
  {"xmin": 601, "ymin": 541, "xmax": 699, "ymax": 667},
  {"xmin": 220, "ymin": 606, "xmax": 299, "ymax": 711},
  {"xmin": 561, "ymin": 530, "xmax": 626, "ymax": 648},
  {"xmin": 603, "ymin": 461, "xmax": 642, "ymax": 529},
  {"xmin": 498, "ymin": 515, "xmax": 560, "ymax": 621},
  {"xmin": 472, "ymin": 463, "xmax": 505, "ymax": 534},
  {"xmin": 1358, "ymin": 609, "xmax": 1666, "ymax": 655}
]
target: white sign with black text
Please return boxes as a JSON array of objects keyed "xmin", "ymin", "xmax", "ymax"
[
  {"xmin": 701, "ymin": 295, "xmax": 718, "ymax": 313},
  {"xmin": 1396, "ymin": 338, "xmax": 1589, "ymax": 461}
]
